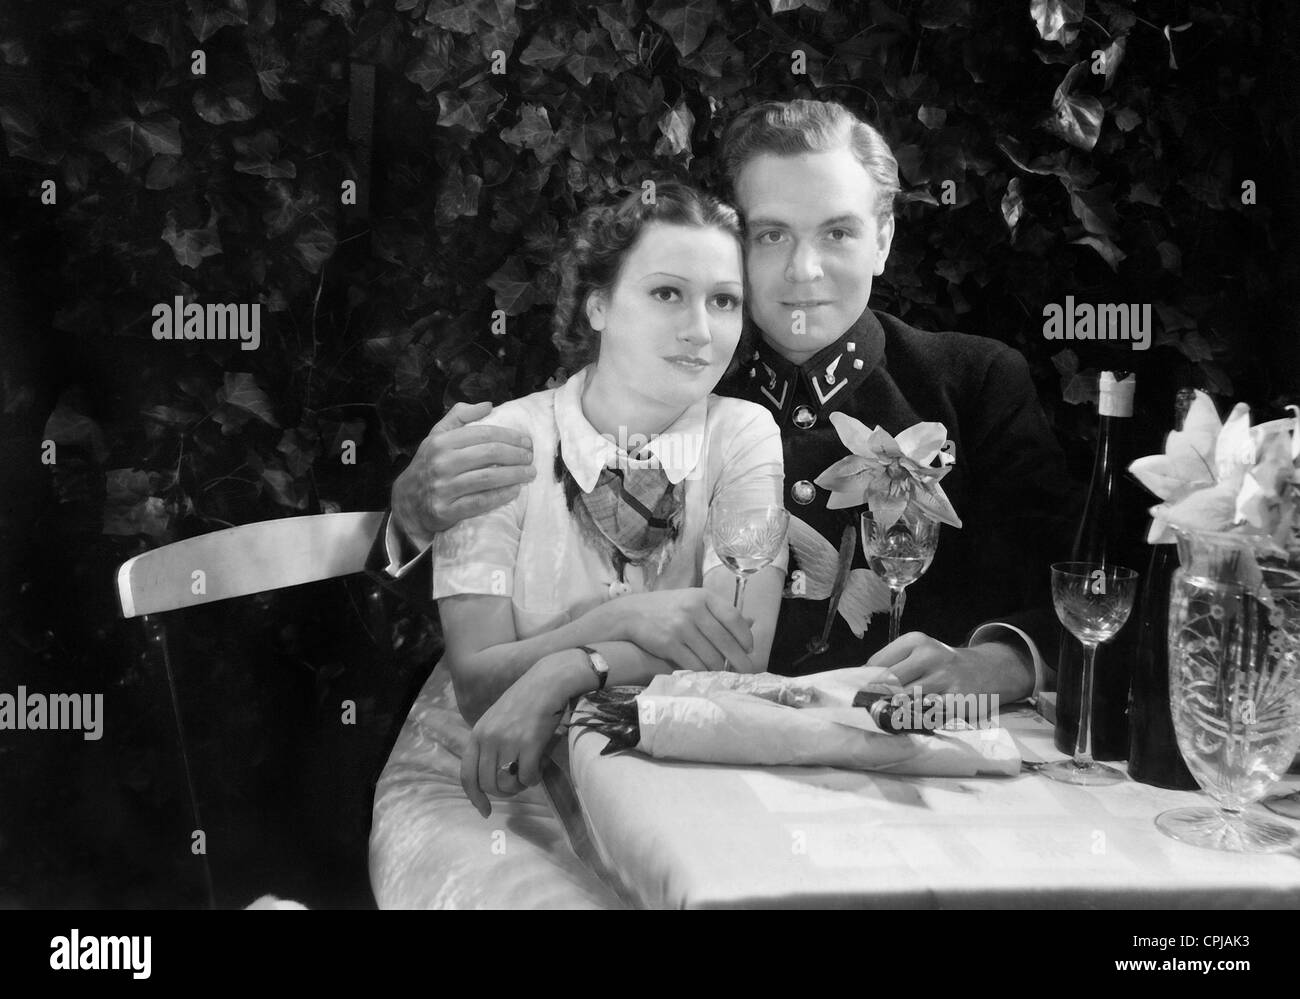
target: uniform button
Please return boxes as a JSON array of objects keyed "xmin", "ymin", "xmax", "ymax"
[
  {"xmin": 792, "ymin": 405, "xmax": 817, "ymax": 429},
  {"xmin": 608, "ymin": 580, "xmax": 632, "ymax": 598},
  {"xmin": 791, "ymin": 480, "xmax": 817, "ymax": 505}
]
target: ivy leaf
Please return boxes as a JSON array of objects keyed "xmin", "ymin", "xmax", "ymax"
[
  {"xmin": 233, "ymin": 129, "xmax": 296, "ymax": 178},
  {"xmin": 1001, "ymin": 177, "xmax": 1024, "ymax": 231},
  {"xmin": 406, "ymin": 30, "xmax": 455, "ymax": 91},
  {"xmin": 500, "ymin": 103, "xmax": 555, "ymax": 154},
  {"xmin": 1095, "ymin": 35, "xmax": 1126, "ymax": 90},
  {"xmin": 1031, "ymin": 0, "xmax": 1084, "ymax": 46},
  {"xmin": 44, "ymin": 399, "xmax": 109, "ymax": 462},
  {"xmin": 84, "ymin": 113, "xmax": 182, "ymax": 172},
  {"xmin": 162, "ymin": 210, "xmax": 223, "ymax": 269},
  {"xmin": 435, "ymin": 161, "xmax": 483, "ymax": 223},
  {"xmin": 426, "ymin": 1, "xmax": 478, "ymax": 32},
  {"xmin": 569, "ymin": 114, "xmax": 616, "ymax": 163},
  {"xmin": 437, "ymin": 80, "xmax": 503, "ymax": 133},
  {"xmin": 596, "ymin": 3, "xmax": 639, "ymax": 54},
  {"xmin": 261, "ymin": 468, "xmax": 309, "ymax": 510},
  {"xmin": 1072, "ymin": 234, "xmax": 1127, "ymax": 271},
  {"xmin": 247, "ymin": 34, "xmax": 289, "ymax": 101},
  {"xmin": 917, "ymin": 105, "xmax": 947, "ymax": 129},
  {"xmin": 648, "ymin": 0, "xmax": 716, "ymax": 58},
  {"xmin": 1064, "ymin": 182, "xmax": 1119, "ymax": 236},
  {"xmin": 222, "ymin": 372, "xmax": 279, "ymax": 426},
  {"xmin": 0, "ymin": 103, "xmax": 61, "ymax": 164},
  {"xmin": 681, "ymin": 29, "xmax": 743, "ymax": 79},
  {"xmin": 186, "ymin": 0, "xmax": 249, "ymax": 43},
  {"xmin": 655, "ymin": 99, "xmax": 695, "ymax": 159},
  {"xmin": 1045, "ymin": 61, "xmax": 1102, "ymax": 151},
  {"xmin": 292, "ymin": 211, "xmax": 338, "ymax": 274},
  {"xmin": 145, "ymin": 154, "xmax": 187, "ymax": 190},
  {"xmin": 519, "ymin": 29, "xmax": 568, "ymax": 70},
  {"xmin": 486, "ymin": 256, "xmax": 536, "ymax": 315},
  {"xmin": 1113, "ymin": 107, "xmax": 1141, "ymax": 132},
  {"xmin": 566, "ymin": 29, "xmax": 619, "ymax": 86},
  {"xmin": 471, "ymin": 0, "xmax": 518, "ymax": 30},
  {"xmin": 193, "ymin": 66, "xmax": 262, "ymax": 124}
]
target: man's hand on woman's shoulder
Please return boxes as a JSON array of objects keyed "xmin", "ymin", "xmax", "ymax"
[{"xmin": 391, "ymin": 400, "xmax": 537, "ymax": 545}]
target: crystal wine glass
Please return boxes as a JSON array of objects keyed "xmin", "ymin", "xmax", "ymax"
[
  {"xmin": 1045, "ymin": 562, "xmax": 1139, "ymax": 786},
  {"xmin": 707, "ymin": 503, "xmax": 789, "ymax": 669},
  {"xmin": 1157, "ymin": 537, "xmax": 1300, "ymax": 852},
  {"xmin": 860, "ymin": 507, "xmax": 941, "ymax": 644}
]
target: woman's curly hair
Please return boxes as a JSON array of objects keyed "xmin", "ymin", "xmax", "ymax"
[{"xmin": 551, "ymin": 180, "xmax": 747, "ymax": 372}]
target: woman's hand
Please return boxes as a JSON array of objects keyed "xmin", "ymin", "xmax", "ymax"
[
  {"xmin": 459, "ymin": 652, "xmax": 590, "ymax": 818},
  {"xmin": 591, "ymin": 588, "xmax": 756, "ymax": 672}
]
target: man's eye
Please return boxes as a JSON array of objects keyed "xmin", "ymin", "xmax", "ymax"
[
  {"xmin": 754, "ymin": 231, "xmax": 783, "ymax": 245},
  {"xmin": 712, "ymin": 294, "xmax": 740, "ymax": 310},
  {"xmin": 651, "ymin": 287, "xmax": 681, "ymax": 302},
  {"xmin": 827, "ymin": 228, "xmax": 851, "ymax": 241}
]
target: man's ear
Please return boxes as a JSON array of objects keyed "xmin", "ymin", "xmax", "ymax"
[
  {"xmin": 584, "ymin": 288, "xmax": 607, "ymax": 332},
  {"xmin": 873, "ymin": 214, "xmax": 896, "ymax": 276}
]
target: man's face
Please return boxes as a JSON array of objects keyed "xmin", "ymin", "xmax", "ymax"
[
  {"xmin": 735, "ymin": 147, "xmax": 895, "ymax": 364},
  {"xmin": 585, "ymin": 221, "xmax": 744, "ymax": 411}
]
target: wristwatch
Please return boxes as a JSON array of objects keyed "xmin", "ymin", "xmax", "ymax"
[{"xmin": 577, "ymin": 645, "xmax": 609, "ymax": 691}]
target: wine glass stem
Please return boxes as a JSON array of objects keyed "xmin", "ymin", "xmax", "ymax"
[
  {"xmin": 1072, "ymin": 641, "xmax": 1098, "ymax": 768},
  {"xmin": 723, "ymin": 573, "xmax": 748, "ymax": 672},
  {"xmin": 888, "ymin": 586, "xmax": 907, "ymax": 644}
]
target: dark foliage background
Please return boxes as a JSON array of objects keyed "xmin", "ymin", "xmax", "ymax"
[{"xmin": 0, "ymin": 0, "xmax": 1297, "ymax": 906}]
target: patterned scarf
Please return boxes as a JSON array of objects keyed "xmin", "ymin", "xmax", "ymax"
[{"xmin": 555, "ymin": 443, "xmax": 684, "ymax": 582}]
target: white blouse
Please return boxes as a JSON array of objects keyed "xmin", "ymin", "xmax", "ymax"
[{"xmin": 427, "ymin": 365, "xmax": 787, "ymax": 638}]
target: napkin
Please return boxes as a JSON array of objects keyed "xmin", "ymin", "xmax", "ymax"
[{"xmin": 594, "ymin": 666, "xmax": 1020, "ymax": 777}]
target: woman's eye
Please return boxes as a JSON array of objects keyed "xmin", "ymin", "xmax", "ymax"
[
  {"xmin": 712, "ymin": 294, "xmax": 740, "ymax": 310},
  {"xmin": 651, "ymin": 287, "xmax": 681, "ymax": 302}
]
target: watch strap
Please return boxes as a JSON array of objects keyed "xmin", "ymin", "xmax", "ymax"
[{"xmin": 577, "ymin": 644, "xmax": 609, "ymax": 691}]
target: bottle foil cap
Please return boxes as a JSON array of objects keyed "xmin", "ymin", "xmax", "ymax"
[{"xmin": 1099, "ymin": 371, "xmax": 1136, "ymax": 417}]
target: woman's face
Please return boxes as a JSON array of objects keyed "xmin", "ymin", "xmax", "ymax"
[{"xmin": 585, "ymin": 221, "xmax": 744, "ymax": 410}]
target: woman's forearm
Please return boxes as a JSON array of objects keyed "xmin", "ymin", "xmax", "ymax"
[
  {"xmin": 460, "ymin": 641, "xmax": 672, "ymax": 724},
  {"xmin": 450, "ymin": 600, "xmax": 646, "ymax": 719}
]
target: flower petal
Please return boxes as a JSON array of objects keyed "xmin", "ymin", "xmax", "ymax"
[
  {"xmin": 1160, "ymin": 482, "xmax": 1240, "ymax": 534},
  {"xmin": 909, "ymin": 484, "xmax": 963, "ymax": 528},
  {"xmin": 867, "ymin": 493, "xmax": 909, "ymax": 529},
  {"xmin": 1214, "ymin": 402, "xmax": 1254, "ymax": 484},
  {"xmin": 894, "ymin": 421, "xmax": 949, "ymax": 465},
  {"xmin": 1129, "ymin": 454, "xmax": 1189, "ymax": 501},
  {"xmin": 827, "ymin": 411, "xmax": 880, "ymax": 456},
  {"xmin": 813, "ymin": 455, "xmax": 872, "ymax": 490}
]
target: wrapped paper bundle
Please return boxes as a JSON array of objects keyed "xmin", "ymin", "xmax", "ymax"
[{"xmin": 574, "ymin": 666, "xmax": 1020, "ymax": 778}]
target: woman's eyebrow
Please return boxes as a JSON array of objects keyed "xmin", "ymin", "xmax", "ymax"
[{"xmin": 642, "ymin": 272, "xmax": 742, "ymax": 287}]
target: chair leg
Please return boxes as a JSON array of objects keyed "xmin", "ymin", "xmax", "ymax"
[{"xmin": 145, "ymin": 615, "xmax": 216, "ymax": 909}]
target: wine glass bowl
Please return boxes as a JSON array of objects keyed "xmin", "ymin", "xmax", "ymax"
[
  {"xmin": 860, "ymin": 507, "xmax": 941, "ymax": 644},
  {"xmin": 707, "ymin": 504, "xmax": 789, "ymax": 669},
  {"xmin": 1044, "ymin": 562, "xmax": 1139, "ymax": 786}
]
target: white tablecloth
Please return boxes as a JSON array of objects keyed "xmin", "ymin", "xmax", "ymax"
[{"xmin": 566, "ymin": 704, "xmax": 1300, "ymax": 909}]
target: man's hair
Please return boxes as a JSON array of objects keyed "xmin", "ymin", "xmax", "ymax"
[
  {"xmin": 551, "ymin": 180, "xmax": 747, "ymax": 371},
  {"xmin": 720, "ymin": 99, "xmax": 900, "ymax": 225}
]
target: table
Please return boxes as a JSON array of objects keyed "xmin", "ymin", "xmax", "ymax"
[{"xmin": 564, "ymin": 702, "xmax": 1300, "ymax": 909}]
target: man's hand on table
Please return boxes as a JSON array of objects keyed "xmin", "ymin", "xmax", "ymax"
[
  {"xmin": 867, "ymin": 632, "xmax": 1035, "ymax": 704},
  {"xmin": 391, "ymin": 400, "xmax": 536, "ymax": 547}
]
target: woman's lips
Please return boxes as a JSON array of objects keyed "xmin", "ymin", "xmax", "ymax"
[{"xmin": 664, "ymin": 355, "xmax": 710, "ymax": 371}]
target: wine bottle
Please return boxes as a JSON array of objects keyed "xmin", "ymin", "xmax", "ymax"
[
  {"xmin": 1128, "ymin": 389, "xmax": 1199, "ymax": 789},
  {"xmin": 1054, "ymin": 371, "xmax": 1141, "ymax": 760}
]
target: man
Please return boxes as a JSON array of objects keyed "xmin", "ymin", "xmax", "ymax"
[{"xmin": 373, "ymin": 99, "xmax": 1074, "ymax": 704}]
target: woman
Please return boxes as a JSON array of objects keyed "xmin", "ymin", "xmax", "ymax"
[{"xmin": 369, "ymin": 182, "xmax": 786, "ymax": 909}]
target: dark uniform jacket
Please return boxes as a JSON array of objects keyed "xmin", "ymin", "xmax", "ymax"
[
  {"xmin": 369, "ymin": 308, "xmax": 1077, "ymax": 677},
  {"xmin": 719, "ymin": 307, "xmax": 1077, "ymax": 674}
]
